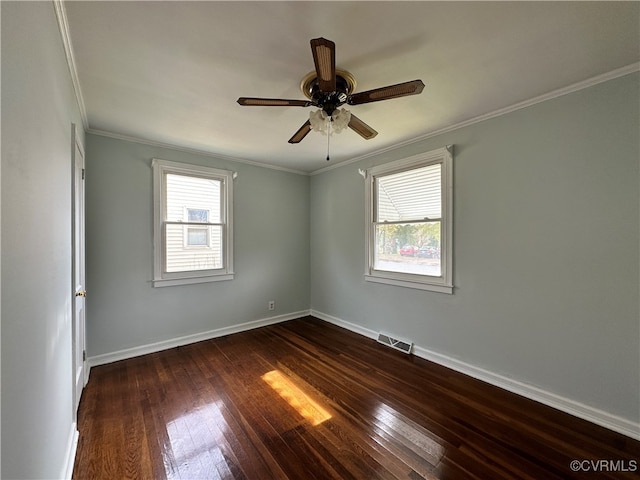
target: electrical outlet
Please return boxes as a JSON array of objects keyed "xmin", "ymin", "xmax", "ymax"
[{"xmin": 268, "ymin": 300, "xmax": 275, "ymax": 311}]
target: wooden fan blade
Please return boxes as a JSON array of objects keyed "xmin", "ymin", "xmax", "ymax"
[
  {"xmin": 288, "ymin": 120, "xmax": 312, "ymax": 144},
  {"xmin": 347, "ymin": 80, "xmax": 425, "ymax": 105},
  {"xmin": 310, "ymin": 38, "xmax": 336, "ymax": 93},
  {"xmin": 348, "ymin": 114, "xmax": 378, "ymax": 140},
  {"xmin": 237, "ymin": 97, "xmax": 312, "ymax": 107}
]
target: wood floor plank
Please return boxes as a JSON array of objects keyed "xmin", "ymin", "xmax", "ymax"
[{"xmin": 74, "ymin": 317, "xmax": 640, "ymax": 479}]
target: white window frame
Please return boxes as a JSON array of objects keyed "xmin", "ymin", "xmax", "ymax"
[
  {"xmin": 152, "ymin": 159, "xmax": 234, "ymax": 287},
  {"xmin": 364, "ymin": 146, "xmax": 453, "ymax": 294}
]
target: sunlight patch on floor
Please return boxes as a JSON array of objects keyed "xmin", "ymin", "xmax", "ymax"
[{"xmin": 262, "ymin": 370, "xmax": 332, "ymax": 426}]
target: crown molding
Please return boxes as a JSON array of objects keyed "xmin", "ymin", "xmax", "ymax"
[
  {"xmin": 86, "ymin": 128, "xmax": 310, "ymax": 176},
  {"xmin": 310, "ymin": 62, "xmax": 640, "ymax": 176},
  {"xmin": 54, "ymin": 0, "xmax": 307, "ymax": 176},
  {"xmin": 53, "ymin": 0, "xmax": 89, "ymax": 130}
]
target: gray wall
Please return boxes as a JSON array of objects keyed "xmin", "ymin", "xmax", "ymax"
[
  {"xmin": 310, "ymin": 73, "xmax": 639, "ymax": 423},
  {"xmin": 1, "ymin": 2, "xmax": 85, "ymax": 478},
  {"xmin": 85, "ymin": 134, "xmax": 310, "ymax": 356}
]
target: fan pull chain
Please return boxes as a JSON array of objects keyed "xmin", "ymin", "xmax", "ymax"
[{"xmin": 326, "ymin": 118, "xmax": 332, "ymax": 161}]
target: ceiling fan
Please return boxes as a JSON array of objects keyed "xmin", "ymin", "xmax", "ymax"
[{"xmin": 237, "ymin": 37, "xmax": 425, "ymax": 144}]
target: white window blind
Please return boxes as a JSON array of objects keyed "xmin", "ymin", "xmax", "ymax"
[{"xmin": 376, "ymin": 163, "xmax": 442, "ymax": 222}]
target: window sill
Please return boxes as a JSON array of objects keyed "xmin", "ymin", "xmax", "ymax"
[
  {"xmin": 364, "ymin": 273, "xmax": 453, "ymax": 294},
  {"xmin": 153, "ymin": 273, "xmax": 234, "ymax": 288}
]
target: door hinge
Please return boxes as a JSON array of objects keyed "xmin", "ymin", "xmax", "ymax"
[
  {"xmin": 82, "ymin": 350, "xmax": 86, "ymax": 362},
  {"xmin": 82, "ymin": 168, "xmax": 85, "ymax": 180}
]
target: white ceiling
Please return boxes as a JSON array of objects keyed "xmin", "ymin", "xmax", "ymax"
[{"xmin": 63, "ymin": 1, "xmax": 639, "ymax": 173}]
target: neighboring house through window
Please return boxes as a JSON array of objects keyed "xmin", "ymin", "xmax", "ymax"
[
  {"xmin": 185, "ymin": 208, "xmax": 211, "ymax": 247},
  {"xmin": 152, "ymin": 159, "xmax": 234, "ymax": 287},
  {"xmin": 364, "ymin": 146, "xmax": 453, "ymax": 293}
]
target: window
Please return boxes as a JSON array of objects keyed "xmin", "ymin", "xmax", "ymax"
[
  {"xmin": 365, "ymin": 146, "xmax": 453, "ymax": 293},
  {"xmin": 152, "ymin": 159, "xmax": 234, "ymax": 287}
]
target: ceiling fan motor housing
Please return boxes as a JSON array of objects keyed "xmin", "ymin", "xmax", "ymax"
[{"xmin": 302, "ymin": 70, "xmax": 356, "ymax": 116}]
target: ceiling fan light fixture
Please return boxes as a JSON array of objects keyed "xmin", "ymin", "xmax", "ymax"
[
  {"xmin": 331, "ymin": 108, "xmax": 351, "ymax": 133},
  {"xmin": 309, "ymin": 107, "xmax": 351, "ymax": 135},
  {"xmin": 309, "ymin": 109, "xmax": 328, "ymax": 134}
]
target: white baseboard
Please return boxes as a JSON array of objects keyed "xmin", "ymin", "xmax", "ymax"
[
  {"xmin": 88, "ymin": 310, "xmax": 310, "ymax": 368},
  {"xmin": 61, "ymin": 422, "xmax": 79, "ymax": 480},
  {"xmin": 312, "ymin": 310, "xmax": 379, "ymax": 340},
  {"xmin": 310, "ymin": 309, "xmax": 640, "ymax": 441}
]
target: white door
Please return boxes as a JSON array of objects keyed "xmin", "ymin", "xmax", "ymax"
[{"xmin": 72, "ymin": 124, "xmax": 87, "ymax": 416}]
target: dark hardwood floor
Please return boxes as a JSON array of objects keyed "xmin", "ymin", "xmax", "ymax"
[{"xmin": 73, "ymin": 317, "xmax": 639, "ymax": 479}]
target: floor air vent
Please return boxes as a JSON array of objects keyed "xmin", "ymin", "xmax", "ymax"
[{"xmin": 376, "ymin": 332, "xmax": 413, "ymax": 354}]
